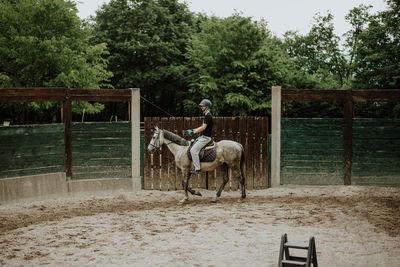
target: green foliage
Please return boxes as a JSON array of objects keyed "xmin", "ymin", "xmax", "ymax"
[
  {"xmin": 0, "ymin": 0, "xmax": 112, "ymax": 89},
  {"xmin": 343, "ymin": 4, "xmax": 372, "ymax": 82},
  {"xmin": 0, "ymin": 0, "xmax": 113, "ymax": 121},
  {"xmin": 91, "ymin": 0, "xmax": 195, "ymax": 117},
  {"xmin": 352, "ymin": 0, "xmax": 400, "ymax": 89},
  {"xmin": 185, "ymin": 15, "xmax": 296, "ymax": 116},
  {"xmin": 283, "ymin": 12, "xmax": 345, "ymax": 90},
  {"xmin": 348, "ymin": 0, "xmax": 400, "ymax": 118},
  {"xmin": 1, "ymin": 0, "xmax": 399, "ymax": 121}
]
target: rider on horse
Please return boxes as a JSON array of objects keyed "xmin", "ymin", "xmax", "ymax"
[{"xmin": 186, "ymin": 99, "xmax": 213, "ymax": 174}]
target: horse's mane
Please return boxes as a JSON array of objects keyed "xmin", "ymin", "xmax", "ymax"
[{"xmin": 162, "ymin": 129, "xmax": 190, "ymax": 146}]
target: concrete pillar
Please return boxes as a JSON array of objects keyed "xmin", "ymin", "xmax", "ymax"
[
  {"xmin": 271, "ymin": 86, "xmax": 281, "ymax": 187},
  {"xmin": 131, "ymin": 88, "xmax": 141, "ymax": 190}
]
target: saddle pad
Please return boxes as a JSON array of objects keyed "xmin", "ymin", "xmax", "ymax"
[{"xmin": 187, "ymin": 147, "xmax": 217, "ymax": 162}]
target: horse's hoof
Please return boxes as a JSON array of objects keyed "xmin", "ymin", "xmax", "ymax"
[
  {"xmin": 179, "ymin": 198, "xmax": 189, "ymax": 205},
  {"xmin": 237, "ymin": 198, "xmax": 245, "ymax": 203},
  {"xmin": 211, "ymin": 197, "xmax": 218, "ymax": 203},
  {"xmin": 195, "ymin": 191, "xmax": 202, "ymax": 197}
]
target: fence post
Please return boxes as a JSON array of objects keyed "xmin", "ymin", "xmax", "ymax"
[
  {"xmin": 63, "ymin": 88, "xmax": 72, "ymax": 180},
  {"xmin": 131, "ymin": 88, "xmax": 141, "ymax": 190},
  {"xmin": 344, "ymin": 90, "xmax": 353, "ymax": 185},
  {"xmin": 271, "ymin": 86, "xmax": 281, "ymax": 187}
]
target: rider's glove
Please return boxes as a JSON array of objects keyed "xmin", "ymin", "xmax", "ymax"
[{"xmin": 186, "ymin": 129, "xmax": 194, "ymax": 136}]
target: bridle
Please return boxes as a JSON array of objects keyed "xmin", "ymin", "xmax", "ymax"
[{"xmin": 149, "ymin": 129, "xmax": 172, "ymax": 152}]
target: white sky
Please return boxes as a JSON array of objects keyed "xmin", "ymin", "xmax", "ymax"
[{"xmin": 76, "ymin": 0, "xmax": 388, "ymax": 38}]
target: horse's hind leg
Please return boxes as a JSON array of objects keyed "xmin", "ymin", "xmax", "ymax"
[
  {"xmin": 239, "ymin": 172, "xmax": 246, "ymax": 199},
  {"xmin": 216, "ymin": 163, "xmax": 229, "ymax": 198},
  {"xmin": 233, "ymin": 167, "xmax": 246, "ymax": 200}
]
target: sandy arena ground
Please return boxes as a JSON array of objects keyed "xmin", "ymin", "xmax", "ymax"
[{"xmin": 0, "ymin": 185, "xmax": 399, "ymax": 267}]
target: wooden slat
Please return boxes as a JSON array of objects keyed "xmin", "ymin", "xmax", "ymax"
[
  {"xmin": 161, "ymin": 118, "xmax": 169, "ymax": 191},
  {"xmin": 352, "ymin": 90, "xmax": 400, "ymax": 102},
  {"xmin": 63, "ymin": 89, "xmax": 72, "ymax": 179},
  {"xmin": 282, "ymin": 89, "xmax": 400, "ymax": 103},
  {"xmin": 144, "ymin": 117, "xmax": 152, "ymax": 189},
  {"xmin": 0, "ymin": 96, "xmax": 64, "ymax": 102},
  {"xmin": 215, "ymin": 117, "xmax": 224, "ymax": 191},
  {"xmin": 0, "ymin": 88, "xmax": 65, "ymax": 102},
  {"xmin": 344, "ymin": 91, "xmax": 353, "ymax": 185},
  {"xmin": 253, "ymin": 117, "xmax": 262, "ymax": 189},
  {"xmin": 71, "ymin": 95, "xmax": 131, "ymax": 102},
  {"xmin": 0, "ymin": 88, "xmax": 133, "ymax": 103},
  {"xmin": 230, "ymin": 117, "xmax": 239, "ymax": 190},
  {"xmin": 70, "ymin": 89, "xmax": 132, "ymax": 96},
  {"xmin": 175, "ymin": 117, "xmax": 184, "ymax": 190},
  {"xmin": 246, "ymin": 117, "xmax": 255, "ymax": 190},
  {"xmin": 183, "ymin": 117, "xmax": 192, "ymax": 187},
  {"xmin": 261, "ymin": 117, "xmax": 269, "ymax": 188},
  {"xmin": 152, "ymin": 117, "xmax": 161, "ymax": 190},
  {"xmin": 282, "ymin": 89, "xmax": 346, "ymax": 102},
  {"xmin": 0, "ymin": 88, "xmax": 65, "ymax": 95},
  {"xmin": 223, "ymin": 117, "xmax": 232, "ymax": 191},
  {"xmin": 239, "ymin": 117, "xmax": 247, "ymax": 189},
  {"xmin": 71, "ymin": 89, "xmax": 131, "ymax": 102},
  {"xmin": 168, "ymin": 117, "xmax": 177, "ymax": 190},
  {"xmin": 230, "ymin": 116, "xmax": 237, "ymax": 190}
]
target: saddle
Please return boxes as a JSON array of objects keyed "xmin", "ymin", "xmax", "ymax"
[{"xmin": 187, "ymin": 139, "xmax": 217, "ymax": 162}]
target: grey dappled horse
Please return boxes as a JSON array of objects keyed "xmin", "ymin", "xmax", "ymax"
[{"xmin": 147, "ymin": 127, "xmax": 246, "ymax": 204}]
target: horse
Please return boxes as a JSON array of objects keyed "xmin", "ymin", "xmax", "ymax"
[{"xmin": 147, "ymin": 127, "xmax": 246, "ymax": 204}]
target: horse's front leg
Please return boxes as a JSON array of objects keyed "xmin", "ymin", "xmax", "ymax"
[
  {"xmin": 187, "ymin": 172, "xmax": 202, "ymax": 197},
  {"xmin": 180, "ymin": 171, "xmax": 190, "ymax": 204}
]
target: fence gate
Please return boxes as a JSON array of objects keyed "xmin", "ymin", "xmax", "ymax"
[{"xmin": 144, "ymin": 117, "xmax": 269, "ymax": 191}]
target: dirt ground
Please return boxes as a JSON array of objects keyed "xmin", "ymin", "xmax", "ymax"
[{"xmin": 0, "ymin": 185, "xmax": 399, "ymax": 267}]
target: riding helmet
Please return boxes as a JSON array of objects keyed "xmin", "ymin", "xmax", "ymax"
[{"xmin": 199, "ymin": 99, "xmax": 212, "ymax": 108}]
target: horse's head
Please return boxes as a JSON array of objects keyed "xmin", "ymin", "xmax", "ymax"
[{"xmin": 147, "ymin": 126, "xmax": 163, "ymax": 154}]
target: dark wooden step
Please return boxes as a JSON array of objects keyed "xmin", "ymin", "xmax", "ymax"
[
  {"xmin": 284, "ymin": 242, "xmax": 309, "ymax": 249},
  {"xmin": 282, "ymin": 259, "xmax": 307, "ymax": 266}
]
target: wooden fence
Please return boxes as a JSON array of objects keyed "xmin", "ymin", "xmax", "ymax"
[
  {"xmin": 281, "ymin": 118, "xmax": 400, "ymax": 187},
  {"xmin": 71, "ymin": 122, "xmax": 132, "ymax": 180},
  {"xmin": 271, "ymin": 87, "xmax": 400, "ymax": 187},
  {"xmin": 281, "ymin": 118, "xmax": 345, "ymax": 185},
  {"xmin": 144, "ymin": 117, "xmax": 269, "ymax": 191},
  {"xmin": 0, "ymin": 87, "xmax": 141, "ymax": 183},
  {"xmin": 0, "ymin": 122, "xmax": 133, "ymax": 180},
  {"xmin": 351, "ymin": 119, "xmax": 400, "ymax": 186},
  {"xmin": 0, "ymin": 124, "xmax": 65, "ymax": 178}
]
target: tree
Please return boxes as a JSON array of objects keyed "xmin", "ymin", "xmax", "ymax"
[
  {"xmin": 343, "ymin": 4, "xmax": 372, "ymax": 82},
  {"xmin": 0, "ymin": 0, "xmax": 113, "ymax": 123},
  {"xmin": 352, "ymin": 0, "xmax": 400, "ymax": 89},
  {"xmin": 349, "ymin": 0, "xmax": 400, "ymax": 118},
  {"xmin": 91, "ymin": 0, "xmax": 195, "ymax": 117},
  {"xmin": 283, "ymin": 12, "xmax": 346, "ymax": 89},
  {"xmin": 185, "ymin": 15, "xmax": 297, "ymax": 116}
]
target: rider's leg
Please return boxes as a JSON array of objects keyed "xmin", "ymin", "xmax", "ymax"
[{"xmin": 190, "ymin": 136, "xmax": 211, "ymax": 172}]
